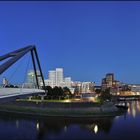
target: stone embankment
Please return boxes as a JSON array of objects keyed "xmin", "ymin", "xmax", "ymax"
[{"xmin": 0, "ymin": 101, "xmax": 125, "ymax": 118}]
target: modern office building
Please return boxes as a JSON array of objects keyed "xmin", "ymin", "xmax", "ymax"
[
  {"xmin": 27, "ymin": 70, "xmax": 35, "ymax": 84},
  {"xmin": 101, "ymin": 78, "xmax": 107, "ymax": 91},
  {"xmin": 55, "ymin": 68, "xmax": 64, "ymax": 87},
  {"xmin": 128, "ymin": 84, "xmax": 140, "ymax": 95},
  {"xmin": 101, "ymin": 73, "xmax": 120, "ymax": 95},
  {"xmin": 48, "ymin": 70, "xmax": 56, "ymax": 87},
  {"xmin": 27, "ymin": 70, "xmax": 42, "ymax": 88},
  {"xmin": 81, "ymin": 82, "xmax": 95, "ymax": 93},
  {"xmin": 64, "ymin": 77, "xmax": 72, "ymax": 88},
  {"xmin": 106, "ymin": 73, "xmax": 114, "ymax": 88},
  {"xmin": 101, "ymin": 73, "xmax": 114, "ymax": 90},
  {"xmin": 72, "ymin": 81, "xmax": 95, "ymax": 94},
  {"xmin": 45, "ymin": 68, "xmax": 72, "ymax": 88},
  {"xmin": 44, "ymin": 68, "xmax": 95, "ymax": 95}
]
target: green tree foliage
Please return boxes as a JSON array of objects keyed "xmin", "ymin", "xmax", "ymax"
[
  {"xmin": 63, "ymin": 87, "xmax": 71, "ymax": 95},
  {"xmin": 39, "ymin": 86, "xmax": 73, "ymax": 100},
  {"xmin": 95, "ymin": 89, "xmax": 101, "ymax": 94},
  {"xmin": 44, "ymin": 86, "xmax": 53, "ymax": 96},
  {"xmin": 98, "ymin": 88, "xmax": 112, "ymax": 103},
  {"xmin": 43, "ymin": 86, "xmax": 53, "ymax": 99},
  {"xmin": 63, "ymin": 87, "xmax": 73, "ymax": 98},
  {"xmin": 52, "ymin": 86, "xmax": 64, "ymax": 100}
]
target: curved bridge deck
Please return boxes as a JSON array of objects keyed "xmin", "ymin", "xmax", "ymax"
[{"xmin": 0, "ymin": 88, "xmax": 45, "ymax": 102}]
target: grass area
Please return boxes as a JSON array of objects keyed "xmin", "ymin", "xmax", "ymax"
[{"xmin": 17, "ymin": 98, "xmax": 71, "ymax": 102}]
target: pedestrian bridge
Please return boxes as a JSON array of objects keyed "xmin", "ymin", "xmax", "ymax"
[
  {"xmin": 0, "ymin": 88, "xmax": 45, "ymax": 100},
  {"xmin": 0, "ymin": 46, "xmax": 46, "ymax": 102}
]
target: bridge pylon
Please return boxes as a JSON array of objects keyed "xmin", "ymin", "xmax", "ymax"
[{"xmin": 0, "ymin": 45, "xmax": 46, "ymax": 93}]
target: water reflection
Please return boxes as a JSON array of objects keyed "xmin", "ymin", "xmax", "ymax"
[
  {"xmin": 64, "ymin": 125, "xmax": 67, "ymax": 132},
  {"xmin": 121, "ymin": 100, "xmax": 140, "ymax": 118},
  {"xmin": 34, "ymin": 117, "xmax": 115, "ymax": 139},
  {"xmin": 86, "ymin": 124, "xmax": 98, "ymax": 134},
  {"xmin": 36, "ymin": 122, "xmax": 39, "ymax": 131},
  {"xmin": 137, "ymin": 101, "xmax": 140, "ymax": 111},
  {"xmin": 0, "ymin": 101, "xmax": 140, "ymax": 140},
  {"xmin": 132, "ymin": 101, "xmax": 136, "ymax": 117},
  {"xmin": 16, "ymin": 120, "xmax": 19, "ymax": 128},
  {"xmin": 94, "ymin": 125, "xmax": 98, "ymax": 134}
]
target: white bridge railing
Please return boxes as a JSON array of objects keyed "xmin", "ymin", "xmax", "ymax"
[{"xmin": 0, "ymin": 88, "xmax": 44, "ymax": 99}]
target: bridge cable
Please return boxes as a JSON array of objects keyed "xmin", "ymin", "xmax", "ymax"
[{"xmin": 8, "ymin": 57, "xmax": 25, "ymax": 84}]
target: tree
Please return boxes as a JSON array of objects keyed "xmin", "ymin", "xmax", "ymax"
[
  {"xmin": 58, "ymin": 87, "xmax": 64, "ymax": 99},
  {"xmin": 63, "ymin": 87, "xmax": 71, "ymax": 95},
  {"xmin": 98, "ymin": 88, "xmax": 112, "ymax": 103},
  {"xmin": 63, "ymin": 87, "xmax": 73, "ymax": 99},
  {"xmin": 44, "ymin": 86, "xmax": 53, "ymax": 96},
  {"xmin": 43, "ymin": 86, "xmax": 53, "ymax": 100},
  {"xmin": 52, "ymin": 86, "xmax": 64, "ymax": 99},
  {"xmin": 95, "ymin": 89, "xmax": 101, "ymax": 94}
]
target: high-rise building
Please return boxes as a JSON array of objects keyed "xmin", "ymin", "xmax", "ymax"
[
  {"xmin": 72, "ymin": 81, "xmax": 82, "ymax": 95},
  {"xmin": 44, "ymin": 68, "xmax": 75, "ymax": 91},
  {"xmin": 48, "ymin": 70, "xmax": 56, "ymax": 87},
  {"xmin": 27, "ymin": 70, "xmax": 42, "ymax": 87},
  {"xmin": 106, "ymin": 73, "xmax": 114, "ymax": 88},
  {"xmin": 101, "ymin": 73, "xmax": 114, "ymax": 90},
  {"xmin": 55, "ymin": 68, "xmax": 63, "ymax": 87},
  {"xmin": 27, "ymin": 70, "xmax": 35, "ymax": 84},
  {"xmin": 72, "ymin": 81, "xmax": 95, "ymax": 94},
  {"xmin": 101, "ymin": 78, "xmax": 107, "ymax": 90},
  {"xmin": 64, "ymin": 77, "xmax": 72, "ymax": 88},
  {"xmin": 2, "ymin": 77, "xmax": 9, "ymax": 87},
  {"xmin": 101, "ymin": 73, "xmax": 120, "ymax": 95},
  {"xmin": 81, "ymin": 82, "xmax": 95, "ymax": 93}
]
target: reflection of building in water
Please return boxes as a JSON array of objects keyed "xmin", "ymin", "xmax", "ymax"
[
  {"xmin": 126, "ymin": 101, "xmax": 140, "ymax": 117},
  {"xmin": 36, "ymin": 117, "xmax": 114, "ymax": 139},
  {"xmin": 64, "ymin": 126, "xmax": 67, "ymax": 132},
  {"xmin": 129, "ymin": 101, "xmax": 137, "ymax": 118},
  {"xmin": 132, "ymin": 101, "xmax": 136, "ymax": 118},
  {"xmin": 127, "ymin": 102, "xmax": 130, "ymax": 114},
  {"xmin": 137, "ymin": 101, "xmax": 140, "ymax": 112},
  {"xmin": 16, "ymin": 120, "xmax": 19, "ymax": 129},
  {"xmin": 131, "ymin": 101, "xmax": 140, "ymax": 117}
]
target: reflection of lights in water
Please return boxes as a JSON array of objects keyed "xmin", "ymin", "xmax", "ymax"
[
  {"xmin": 127, "ymin": 107, "xmax": 130, "ymax": 114},
  {"xmin": 86, "ymin": 123, "xmax": 99, "ymax": 134},
  {"xmin": 94, "ymin": 125, "xmax": 98, "ymax": 134},
  {"xmin": 127, "ymin": 102, "xmax": 130, "ymax": 106},
  {"xmin": 132, "ymin": 102, "xmax": 136, "ymax": 118},
  {"xmin": 16, "ymin": 120, "xmax": 19, "ymax": 128},
  {"xmin": 127, "ymin": 102, "xmax": 130, "ymax": 114},
  {"xmin": 136, "ymin": 101, "xmax": 140, "ymax": 111},
  {"xmin": 64, "ymin": 126, "xmax": 67, "ymax": 132},
  {"xmin": 115, "ymin": 116, "xmax": 120, "ymax": 119},
  {"xmin": 132, "ymin": 109, "xmax": 136, "ymax": 118},
  {"xmin": 36, "ymin": 122, "xmax": 39, "ymax": 130}
]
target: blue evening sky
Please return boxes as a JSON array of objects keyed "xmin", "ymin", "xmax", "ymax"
[{"xmin": 0, "ymin": 1, "xmax": 139, "ymax": 85}]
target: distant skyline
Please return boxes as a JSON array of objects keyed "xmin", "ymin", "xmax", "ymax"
[{"xmin": 0, "ymin": 1, "xmax": 140, "ymax": 85}]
